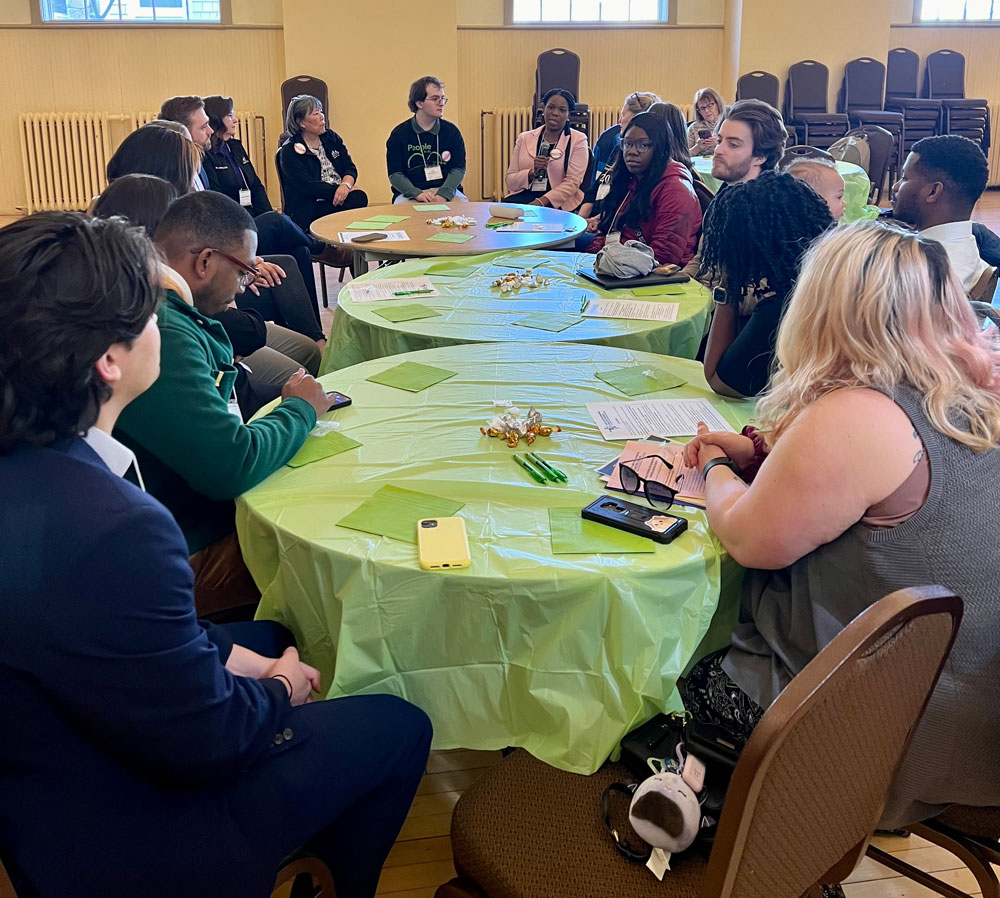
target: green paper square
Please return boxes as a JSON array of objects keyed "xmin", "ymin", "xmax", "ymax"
[
  {"xmin": 548, "ymin": 507, "xmax": 655, "ymax": 554},
  {"xmin": 414, "ymin": 203, "xmax": 450, "ymax": 211},
  {"xmin": 372, "ymin": 304, "xmax": 441, "ymax": 323},
  {"xmin": 337, "ymin": 485, "xmax": 464, "ymax": 543},
  {"xmin": 511, "ymin": 312, "xmax": 583, "ymax": 333},
  {"xmin": 345, "ymin": 221, "xmax": 389, "ymax": 230},
  {"xmin": 365, "ymin": 214, "xmax": 410, "ymax": 223},
  {"xmin": 594, "ymin": 367, "xmax": 687, "ymax": 397},
  {"xmin": 286, "ymin": 430, "xmax": 361, "ymax": 468},
  {"xmin": 426, "ymin": 232, "xmax": 476, "ymax": 244},
  {"xmin": 631, "ymin": 284, "xmax": 686, "ymax": 296},
  {"xmin": 365, "ymin": 361, "xmax": 457, "ymax": 392}
]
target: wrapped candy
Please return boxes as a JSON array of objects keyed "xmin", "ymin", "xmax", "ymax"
[
  {"xmin": 427, "ymin": 215, "xmax": 477, "ymax": 228},
  {"xmin": 490, "ymin": 270, "xmax": 551, "ymax": 293},
  {"xmin": 479, "ymin": 404, "xmax": 562, "ymax": 448}
]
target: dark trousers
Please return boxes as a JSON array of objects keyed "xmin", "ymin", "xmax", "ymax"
[
  {"xmin": 301, "ymin": 189, "xmax": 370, "ymax": 228},
  {"xmin": 254, "ymin": 211, "xmax": 324, "ymax": 309},
  {"xmin": 502, "ymin": 189, "xmax": 543, "ymax": 205},
  {"xmin": 238, "ymin": 253, "xmax": 324, "ymax": 340}
]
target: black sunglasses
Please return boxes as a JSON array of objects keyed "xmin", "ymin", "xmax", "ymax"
[{"xmin": 618, "ymin": 454, "xmax": 678, "ymax": 510}]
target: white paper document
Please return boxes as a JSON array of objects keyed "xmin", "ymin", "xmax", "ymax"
[
  {"xmin": 582, "ymin": 299, "xmax": 679, "ymax": 322},
  {"xmin": 585, "ymin": 398, "xmax": 735, "ymax": 440},
  {"xmin": 344, "ymin": 277, "xmax": 440, "ymax": 303},
  {"xmin": 495, "ymin": 222, "xmax": 568, "ymax": 233},
  {"xmin": 336, "ymin": 230, "xmax": 410, "ymax": 243}
]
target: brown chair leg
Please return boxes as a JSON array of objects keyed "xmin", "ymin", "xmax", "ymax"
[
  {"xmin": 338, "ymin": 266, "xmax": 346, "ymax": 283},
  {"xmin": 273, "ymin": 856, "xmax": 337, "ymax": 897},
  {"xmin": 867, "ymin": 831, "xmax": 997, "ymax": 898},
  {"xmin": 911, "ymin": 822, "xmax": 1000, "ymax": 898}
]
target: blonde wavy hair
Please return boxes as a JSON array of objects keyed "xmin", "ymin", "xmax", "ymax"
[
  {"xmin": 756, "ymin": 220, "xmax": 1000, "ymax": 452},
  {"xmin": 623, "ymin": 91, "xmax": 660, "ymax": 116}
]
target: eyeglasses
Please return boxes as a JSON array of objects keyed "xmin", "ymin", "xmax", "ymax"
[
  {"xmin": 193, "ymin": 248, "xmax": 260, "ymax": 288},
  {"xmin": 622, "ymin": 139, "xmax": 654, "ymax": 152},
  {"xmin": 618, "ymin": 455, "xmax": 677, "ymax": 510},
  {"xmin": 425, "ymin": 95, "xmax": 448, "ymax": 105}
]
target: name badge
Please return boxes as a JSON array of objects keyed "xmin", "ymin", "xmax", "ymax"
[
  {"xmin": 238, "ymin": 188, "xmax": 252, "ymax": 207},
  {"xmin": 531, "ymin": 177, "xmax": 548, "ymax": 192},
  {"xmin": 423, "ymin": 165, "xmax": 443, "ymax": 182},
  {"xmin": 596, "ymin": 181, "xmax": 611, "ymax": 201}
]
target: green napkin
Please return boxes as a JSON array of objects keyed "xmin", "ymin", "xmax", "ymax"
[
  {"xmin": 365, "ymin": 214, "xmax": 410, "ymax": 223},
  {"xmin": 595, "ymin": 367, "xmax": 687, "ymax": 397},
  {"xmin": 414, "ymin": 203, "xmax": 450, "ymax": 211},
  {"xmin": 345, "ymin": 221, "xmax": 389, "ymax": 230},
  {"xmin": 337, "ymin": 485, "xmax": 464, "ymax": 543},
  {"xmin": 512, "ymin": 312, "xmax": 583, "ymax": 333},
  {"xmin": 286, "ymin": 430, "xmax": 361, "ymax": 468},
  {"xmin": 548, "ymin": 507, "xmax": 655, "ymax": 554},
  {"xmin": 366, "ymin": 361, "xmax": 457, "ymax": 392},
  {"xmin": 427, "ymin": 232, "xmax": 476, "ymax": 244},
  {"xmin": 372, "ymin": 304, "xmax": 441, "ymax": 323},
  {"xmin": 424, "ymin": 262, "xmax": 479, "ymax": 278},
  {"xmin": 631, "ymin": 284, "xmax": 686, "ymax": 296}
]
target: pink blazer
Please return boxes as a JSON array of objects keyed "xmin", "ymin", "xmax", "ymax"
[{"xmin": 504, "ymin": 126, "xmax": 588, "ymax": 211}]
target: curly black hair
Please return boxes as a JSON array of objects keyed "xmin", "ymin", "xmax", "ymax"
[
  {"xmin": 598, "ymin": 112, "xmax": 676, "ymax": 234},
  {"xmin": 0, "ymin": 212, "xmax": 161, "ymax": 453},
  {"xmin": 700, "ymin": 170, "xmax": 835, "ymax": 303},
  {"xmin": 911, "ymin": 134, "xmax": 988, "ymax": 208}
]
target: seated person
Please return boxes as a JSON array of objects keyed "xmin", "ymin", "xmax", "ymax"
[
  {"xmin": 687, "ymin": 87, "xmax": 726, "ymax": 156},
  {"xmin": 106, "ymin": 120, "xmax": 203, "ymax": 197},
  {"xmin": 700, "ymin": 171, "xmax": 833, "ymax": 398},
  {"xmin": 0, "ymin": 210, "xmax": 431, "ymax": 898},
  {"xmin": 682, "ymin": 220, "xmax": 1000, "ymax": 828},
  {"xmin": 891, "ymin": 134, "xmax": 991, "ymax": 293},
  {"xmin": 578, "ymin": 91, "xmax": 659, "ymax": 227},
  {"xmin": 586, "ymin": 112, "xmax": 702, "ymax": 267},
  {"xmin": 386, "ymin": 76, "xmax": 467, "ymax": 204},
  {"xmin": 277, "ymin": 93, "xmax": 369, "ymax": 230},
  {"xmin": 786, "ymin": 157, "xmax": 846, "ymax": 221},
  {"xmin": 114, "ymin": 192, "xmax": 331, "ymax": 617},
  {"xmin": 503, "ymin": 88, "xmax": 588, "ymax": 210},
  {"xmin": 648, "ymin": 101, "xmax": 698, "ymax": 178}
]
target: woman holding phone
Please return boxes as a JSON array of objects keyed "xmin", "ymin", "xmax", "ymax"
[{"xmin": 687, "ymin": 87, "xmax": 726, "ymax": 156}]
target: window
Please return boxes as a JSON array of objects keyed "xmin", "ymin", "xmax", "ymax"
[
  {"xmin": 511, "ymin": 0, "xmax": 667, "ymax": 24},
  {"xmin": 41, "ymin": 0, "xmax": 220, "ymax": 23},
  {"xmin": 919, "ymin": 0, "xmax": 1000, "ymax": 21}
]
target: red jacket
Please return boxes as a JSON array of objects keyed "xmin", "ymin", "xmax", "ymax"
[{"xmin": 589, "ymin": 161, "xmax": 702, "ymax": 266}]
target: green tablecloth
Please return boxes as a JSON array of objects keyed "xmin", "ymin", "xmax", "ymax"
[
  {"xmin": 237, "ymin": 342, "xmax": 754, "ymax": 774},
  {"xmin": 320, "ymin": 250, "xmax": 712, "ymax": 374},
  {"xmin": 691, "ymin": 157, "xmax": 880, "ymax": 223}
]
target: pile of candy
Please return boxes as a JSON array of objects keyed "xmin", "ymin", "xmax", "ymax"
[
  {"xmin": 490, "ymin": 269, "xmax": 551, "ymax": 294},
  {"xmin": 426, "ymin": 215, "xmax": 477, "ymax": 228},
  {"xmin": 480, "ymin": 402, "xmax": 562, "ymax": 448}
]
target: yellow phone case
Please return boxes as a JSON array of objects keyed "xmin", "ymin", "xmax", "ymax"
[{"xmin": 417, "ymin": 517, "xmax": 471, "ymax": 570}]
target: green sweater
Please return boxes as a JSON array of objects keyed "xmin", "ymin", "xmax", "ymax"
[{"xmin": 115, "ymin": 289, "xmax": 316, "ymax": 554}]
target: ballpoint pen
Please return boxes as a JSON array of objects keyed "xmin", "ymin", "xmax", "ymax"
[
  {"xmin": 527, "ymin": 451, "xmax": 568, "ymax": 482},
  {"xmin": 392, "ymin": 288, "xmax": 435, "ymax": 296},
  {"xmin": 580, "ymin": 295, "xmax": 589, "ymax": 314},
  {"xmin": 522, "ymin": 453, "xmax": 559, "ymax": 482},
  {"xmin": 513, "ymin": 454, "xmax": 547, "ymax": 484}
]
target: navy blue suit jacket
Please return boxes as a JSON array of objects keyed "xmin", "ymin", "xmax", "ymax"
[{"xmin": 0, "ymin": 438, "xmax": 293, "ymax": 896}]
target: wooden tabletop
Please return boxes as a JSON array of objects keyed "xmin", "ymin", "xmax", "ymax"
[{"xmin": 310, "ymin": 201, "xmax": 587, "ymax": 257}]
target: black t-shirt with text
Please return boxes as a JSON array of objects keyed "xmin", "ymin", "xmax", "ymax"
[{"xmin": 386, "ymin": 117, "xmax": 466, "ymax": 196}]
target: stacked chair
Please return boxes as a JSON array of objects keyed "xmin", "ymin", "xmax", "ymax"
[
  {"xmin": 839, "ymin": 57, "xmax": 904, "ymax": 187},
  {"xmin": 784, "ymin": 60, "xmax": 850, "ymax": 149},
  {"xmin": 924, "ymin": 49, "xmax": 990, "ymax": 155},
  {"xmin": 885, "ymin": 48, "xmax": 941, "ymax": 154},
  {"xmin": 736, "ymin": 70, "xmax": 781, "ymax": 108},
  {"xmin": 532, "ymin": 48, "xmax": 590, "ymax": 138}
]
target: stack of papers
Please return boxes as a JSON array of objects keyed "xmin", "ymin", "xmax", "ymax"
[
  {"xmin": 344, "ymin": 277, "xmax": 440, "ymax": 303},
  {"xmin": 582, "ymin": 299, "xmax": 680, "ymax": 322},
  {"xmin": 585, "ymin": 398, "xmax": 735, "ymax": 440},
  {"xmin": 337, "ymin": 230, "xmax": 410, "ymax": 243},
  {"xmin": 598, "ymin": 440, "xmax": 707, "ymax": 509}
]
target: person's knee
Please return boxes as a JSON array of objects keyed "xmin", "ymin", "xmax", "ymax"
[
  {"xmin": 369, "ymin": 695, "xmax": 433, "ymax": 758},
  {"xmin": 350, "ymin": 189, "xmax": 369, "ymax": 207}
]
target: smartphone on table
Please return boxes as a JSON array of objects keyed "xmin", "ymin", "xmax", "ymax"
[
  {"xmin": 581, "ymin": 496, "xmax": 687, "ymax": 544},
  {"xmin": 417, "ymin": 517, "xmax": 471, "ymax": 570},
  {"xmin": 352, "ymin": 232, "xmax": 388, "ymax": 243},
  {"xmin": 325, "ymin": 391, "xmax": 352, "ymax": 412}
]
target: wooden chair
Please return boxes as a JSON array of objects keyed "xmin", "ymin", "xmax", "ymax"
[{"xmin": 436, "ymin": 586, "xmax": 963, "ymax": 898}]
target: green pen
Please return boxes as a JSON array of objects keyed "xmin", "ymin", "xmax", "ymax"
[
  {"xmin": 528, "ymin": 451, "xmax": 568, "ymax": 482},
  {"xmin": 522, "ymin": 453, "xmax": 559, "ymax": 482},
  {"xmin": 580, "ymin": 295, "xmax": 589, "ymax": 314},
  {"xmin": 513, "ymin": 454, "xmax": 547, "ymax": 484},
  {"xmin": 392, "ymin": 288, "xmax": 435, "ymax": 296}
]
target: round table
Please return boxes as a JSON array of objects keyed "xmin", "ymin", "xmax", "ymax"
[
  {"xmin": 237, "ymin": 342, "xmax": 754, "ymax": 774},
  {"xmin": 310, "ymin": 201, "xmax": 587, "ymax": 271},
  {"xmin": 692, "ymin": 157, "xmax": 880, "ymax": 223},
  {"xmin": 319, "ymin": 249, "xmax": 713, "ymax": 373}
]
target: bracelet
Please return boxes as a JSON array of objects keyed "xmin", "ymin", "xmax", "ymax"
[
  {"xmin": 702, "ymin": 457, "xmax": 741, "ymax": 479},
  {"xmin": 271, "ymin": 674, "xmax": 293, "ymax": 698}
]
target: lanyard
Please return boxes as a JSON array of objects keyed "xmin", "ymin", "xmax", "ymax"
[
  {"xmin": 415, "ymin": 123, "xmax": 441, "ymax": 169},
  {"xmin": 222, "ymin": 141, "xmax": 250, "ymax": 192},
  {"xmin": 534, "ymin": 130, "xmax": 570, "ymax": 177},
  {"xmin": 609, "ymin": 185, "xmax": 633, "ymax": 233}
]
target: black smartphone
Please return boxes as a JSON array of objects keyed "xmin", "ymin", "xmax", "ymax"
[
  {"xmin": 352, "ymin": 232, "xmax": 388, "ymax": 243},
  {"xmin": 698, "ymin": 129, "xmax": 712, "ymax": 140},
  {"xmin": 325, "ymin": 391, "xmax": 352, "ymax": 411},
  {"xmin": 582, "ymin": 496, "xmax": 687, "ymax": 544}
]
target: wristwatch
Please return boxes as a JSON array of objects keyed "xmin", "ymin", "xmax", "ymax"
[
  {"xmin": 712, "ymin": 286, "xmax": 728, "ymax": 305},
  {"xmin": 702, "ymin": 457, "xmax": 741, "ymax": 478}
]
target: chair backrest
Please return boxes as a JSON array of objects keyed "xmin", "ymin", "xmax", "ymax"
[
  {"xmin": 737, "ymin": 71, "xmax": 780, "ymax": 108},
  {"xmin": 280, "ymin": 74, "xmax": 330, "ymax": 126},
  {"xmin": 787, "ymin": 59, "xmax": 832, "ymax": 117},
  {"xmin": 535, "ymin": 48, "xmax": 581, "ymax": 107},
  {"xmin": 693, "ymin": 176, "xmax": 716, "ymax": 215},
  {"xmin": 273, "ymin": 147, "xmax": 287, "ymax": 212},
  {"xmin": 844, "ymin": 125, "xmax": 894, "ymax": 198},
  {"xmin": 924, "ymin": 49, "xmax": 967, "ymax": 99},
  {"xmin": 970, "ymin": 266, "xmax": 999, "ymax": 304},
  {"xmin": 886, "ymin": 47, "xmax": 921, "ymax": 100},
  {"xmin": 843, "ymin": 57, "xmax": 887, "ymax": 110},
  {"xmin": 780, "ymin": 144, "xmax": 835, "ymax": 166},
  {"xmin": 699, "ymin": 586, "xmax": 962, "ymax": 898}
]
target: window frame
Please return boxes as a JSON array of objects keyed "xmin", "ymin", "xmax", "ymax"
[
  {"xmin": 504, "ymin": 0, "xmax": 674, "ymax": 27},
  {"xmin": 913, "ymin": 0, "xmax": 1000, "ymax": 22},
  {"xmin": 35, "ymin": 0, "xmax": 231, "ymax": 26}
]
